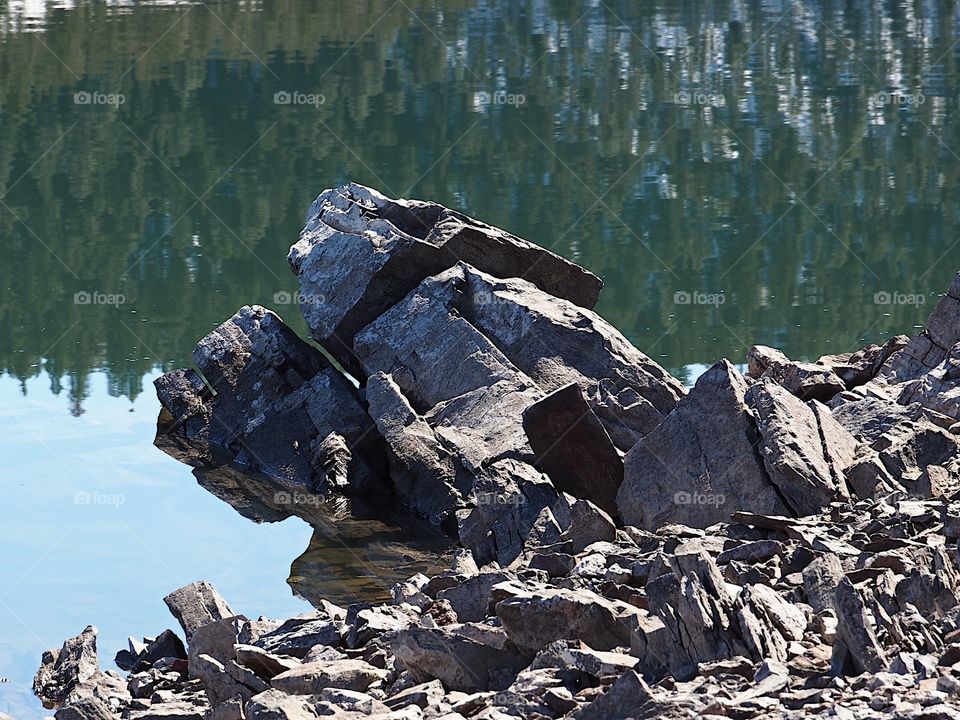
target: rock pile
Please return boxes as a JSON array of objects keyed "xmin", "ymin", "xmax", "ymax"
[
  {"xmin": 39, "ymin": 184, "xmax": 960, "ymax": 718},
  {"xmin": 34, "ymin": 496, "xmax": 960, "ymax": 720}
]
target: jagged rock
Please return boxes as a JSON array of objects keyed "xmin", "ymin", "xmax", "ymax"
[
  {"xmin": 54, "ymin": 697, "xmax": 114, "ymax": 720},
  {"xmin": 881, "ymin": 273, "xmax": 960, "ymax": 383},
  {"xmin": 440, "ymin": 265, "xmax": 683, "ymax": 451},
  {"xmin": 163, "ymin": 582, "xmax": 235, "ymax": 643},
  {"xmin": 271, "ymin": 659, "xmax": 386, "ymax": 694},
  {"xmin": 318, "ymin": 687, "xmax": 389, "ymax": 714},
  {"xmin": 289, "ymin": 183, "xmax": 603, "ymax": 377},
  {"xmin": 235, "ymin": 645, "xmax": 300, "ymax": 681},
  {"xmin": 156, "ymin": 305, "xmax": 388, "ymax": 498},
  {"xmin": 746, "ymin": 379, "xmax": 853, "ymax": 515},
  {"xmin": 834, "ymin": 578, "xmax": 889, "ymax": 675},
  {"xmin": 436, "ymin": 571, "xmax": 511, "ymax": 624},
  {"xmin": 188, "ymin": 616, "xmax": 245, "ymax": 679},
  {"xmin": 818, "ymin": 335, "xmax": 910, "ymax": 389},
  {"xmin": 455, "ymin": 459, "xmax": 561, "ymax": 567},
  {"xmin": 831, "ymin": 396, "xmax": 919, "ymax": 444},
  {"xmin": 245, "ymin": 689, "xmax": 320, "ymax": 719},
  {"xmin": 253, "ymin": 612, "xmax": 341, "ymax": 659},
  {"xmin": 194, "ymin": 653, "xmax": 269, "ymax": 706},
  {"xmin": 34, "ymin": 625, "xmax": 128, "ymax": 709},
  {"xmin": 495, "ymin": 587, "xmax": 640, "ymax": 656},
  {"xmin": 522, "ymin": 384, "xmax": 623, "ymax": 518},
  {"xmin": 392, "ymin": 626, "xmax": 526, "ymax": 692},
  {"xmin": 384, "ymin": 679, "xmax": 445, "ymax": 710},
  {"xmin": 154, "ymin": 369, "xmax": 212, "ymax": 466},
  {"xmin": 559, "ymin": 497, "xmax": 617, "ymax": 553},
  {"xmin": 803, "ymin": 553, "xmax": 845, "ymax": 614},
  {"xmin": 761, "ymin": 357, "xmax": 847, "ymax": 402},
  {"xmin": 617, "ymin": 360, "xmax": 790, "ymax": 530},
  {"xmin": 747, "ymin": 345, "xmax": 790, "ymax": 379}
]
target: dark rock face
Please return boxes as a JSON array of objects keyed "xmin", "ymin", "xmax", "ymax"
[
  {"xmin": 617, "ymin": 360, "xmax": 791, "ymax": 530},
  {"xmin": 155, "ymin": 305, "xmax": 388, "ymax": 500}
]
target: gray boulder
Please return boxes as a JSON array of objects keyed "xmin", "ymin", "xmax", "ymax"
[
  {"xmin": 617, "ymin": 360, "xmax": 790, "ymax": 530},
  {"xmin": 288, "ymin": 182, "xmax": 602, "ymax": 378},
  {"xmin": 746, "ymin": 379, "xmax": 854, "ymax": 515},
  {"xmin": 156, "ymin": 305, "xmax": 388, "ymax": 498},
  {"xmin": 163, "ymin": 582, "xmax": 235, "ymax": 644}
]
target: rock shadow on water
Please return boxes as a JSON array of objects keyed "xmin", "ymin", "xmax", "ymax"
[{"xmin": 155, "ymin": 410, "xmax": 452, "ymax": 608}]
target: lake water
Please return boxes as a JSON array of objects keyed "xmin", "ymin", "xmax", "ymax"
[{"xmin": 2, "ymin": 1, "xmax": 960, "ymax": 716}]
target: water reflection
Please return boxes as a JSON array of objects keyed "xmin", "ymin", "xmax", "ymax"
[
  {"xmin": 0, "ymin": 0, "xmax": 957, "ymax": 412},
  {"xmin": 191, "ymin": 462, "xmax": 453, "ymax": 607}
]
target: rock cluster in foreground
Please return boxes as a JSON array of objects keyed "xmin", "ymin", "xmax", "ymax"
[
  {"xmin": 38, "ymin": 185, "xmax": 960, "ymax": 719},
  {"xmin": 33, "ymin": 497, "xmax": 960, "ymax": 720}
]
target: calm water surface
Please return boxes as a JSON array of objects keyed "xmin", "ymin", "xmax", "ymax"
[{"xmin": 2, "ymin": 1, "xmax": 960, "ymax": 715}]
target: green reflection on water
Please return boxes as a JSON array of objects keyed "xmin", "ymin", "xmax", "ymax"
[{"xmin": 1, "ymin": 0, "xmax": 958, "ymax": 408}]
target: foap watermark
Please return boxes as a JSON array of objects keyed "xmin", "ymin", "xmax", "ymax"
[
  {"xmin": 74, "ymin": 90, "xmax": 125, "ymax": 107},
  {"xmin": 476, "ymin": 491, "xmax": 526, "ymax": 507},
  {"xmin": 874, "ymin": 91, "xmax": 924, "ymax": 106},
  {"xmin": 674, "ymin": 490, "xmax": 726, "ymax": 507},
  {"xmin": 274, "ymin": 491, "xmax": 323, "ymax": 507},
  {"xmin": 273, "ymin": 291, "xmax": 325, "ymax": 306},
  {"xmin": 274, "ymin": 91, "xmax": 325, "ymax": 108},
  {"xmin": 674, "ymin": 291, "xmax": 725, "ymax": 306},
  {"xmin": 874, "ymin": 291, "xmax": 925, "ymax": 306},
  {"xmin": 74, "ymin": 290, "xmax": 125, "ymax": 307},
  {"xmin": 674, "ymin": 90, "xmax": 726, "ymax": 107},
  {"xmin": 476, "ymin": 90, "xmax": 526, "ymax": 108},
  {"xmin": 74, "ymin": 491, "xmax": 125, "ymax": 508}
]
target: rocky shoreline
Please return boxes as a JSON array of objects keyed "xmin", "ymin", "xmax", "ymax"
[{"xmin": 33, "ymin": 184, "xmax": 960, "ymax": 719}]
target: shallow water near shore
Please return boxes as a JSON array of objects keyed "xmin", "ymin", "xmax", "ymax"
[{"xmin": 3, "ymin": 0, "xmax": 960, "ymax": 716}]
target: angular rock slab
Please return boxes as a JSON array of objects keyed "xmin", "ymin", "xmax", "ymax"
[
  {"xmin": 156, "ymin": 305, "xmax": 387, "ymax": 498},
  {"xmin": 288, "ymin": 182, "xmax": 603, "ymax": 377},
  {"xmin": 880, "ymin": 272, "xmax": 960, "ymax": 384},
  {"xmin": 616, "ymin": 360, "xmax": 790, "ymax": 530},
  {"xmin": 746, "ymin": 379, "xmax": 854, "ymax": 515},
  {"xmin": 522, "ymin": 383, "xmax": 623, "ymax": 518}
]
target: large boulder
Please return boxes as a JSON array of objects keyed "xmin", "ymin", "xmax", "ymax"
[
  {"xmin": 155, "ymin": 305, "xmax": 388, "ymax": 498},
  {"xmin": 616, "ymin": 360, "xmax": 790, "ymax": 530},
  {"xmin": 745, "ymin": 379, "xmax": 855, "ymax": 515},
  {"xmin": 287, "ymin": 182, "xmax": 603, "ymax": 378}
]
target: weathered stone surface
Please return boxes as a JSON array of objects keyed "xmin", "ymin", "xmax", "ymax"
[
  {"xmin": 154, "ymin": 368, "xmax": 212, "ymax": 467},
  {"xmin": 496, "ymin": 587, "xmax": 640, "ymax": 655},
  {"xmin": 747, "ymin": 345, "xmax": 790, "ymax": 379},
  {"xmin": 271, "ymin": 659, "xmax": 386, "ymax": 695},
  {"xmin": 163, "ymin": 582, "xmax": 235, "ymax": 643},
  {"xmin": 253, "ymin": 612, "xmax": 341, "ymax": 659},
  {"xmin": 762, "ymin": 358, "xmax": 847, "ymax": 402},
  {"xmin": 173, "ymin": 305, "xmax": 387, "ymax": 497},
  {"xmin": 830, "ymin": 396, "xmax": 919, "ymax": 444},
  {"xmin": 834, "ymin": 578, "xmax": 889, "ymax": 675},
  {"xmin": 392, "ymin": 626, "xmax": 526, "ymax": 692},
  {"xmin": 288, "ymin": 183, "xmax": 602, "ymax": 375},
  {"xmin": 194, "ymin": 652, "xmax": 268, "ymax": 707},
  {"xmin": 817, "ymin": 335, "xmax": 909, "ymax": 388},
  {"xmin": 881, "ymin": 273, "xmax": 960, "ymax": 384},
  {"xmin": 522, "ymin": 383, "xmax": 623, "ymax": 517},
  {"xmin": 33, "ymin": 626, "xmax": 128, "ymax": 709},
  {"xmin": 746, "ymin": 379, "xmax": 852, "ymax": 514},
  {"xmin": 235, "ymin": 645, "xmax": 300, "ymax": 681},
  {"xmin": 617, "ymin": 360, "xmax": 790, "ymax": 530},
  {"xmin": 245, "ymin": 689, "xmax": 320, "ymax": 720},
  {"xmin": 455, "ymin": 459, "xmax": 561, "ymax": 567},
  {"xmin": 53, "ymin": 697, "xmax": 115, "ymax": 720},
  {"xmin": 444, "ymin": 265, "xmax": 684, "ymax": 451}
]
